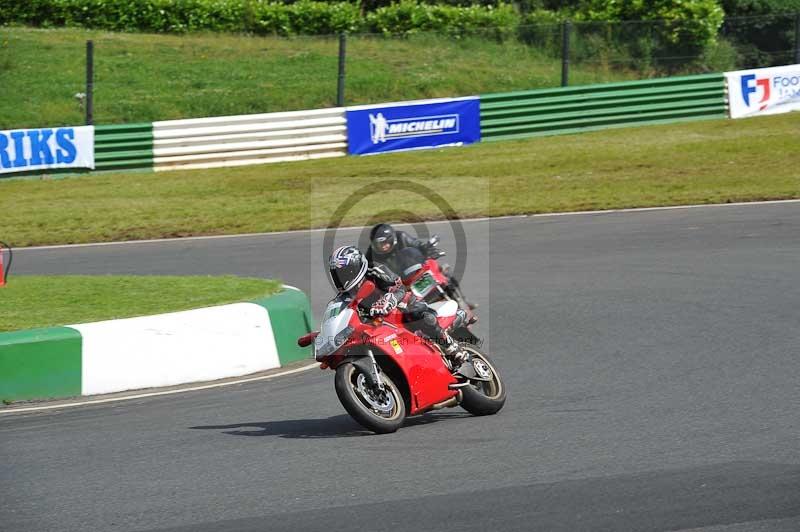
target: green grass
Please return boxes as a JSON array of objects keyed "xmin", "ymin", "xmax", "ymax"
[
  {"xmin": 1, "ymin": 113, "xmax": 798, "ymax": 247},
  {"xmin": 0, "ymin": 27, "xmax": 639, "ymax": 129},
  {"xmin": 0, "ymin": 276, "xmax": 282, "ymax": 331}
]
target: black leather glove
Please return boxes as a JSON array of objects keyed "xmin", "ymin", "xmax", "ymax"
[{"xmin": 424, "ymin": 235, "xmax": 445, "ymax": 258}]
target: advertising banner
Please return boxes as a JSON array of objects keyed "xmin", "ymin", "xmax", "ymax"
[
  {"xmin": 725, "ymin": 64, "xmax": 800, "ymax": 119},
  {"xmin": 346, "ymin": 97, "xmax": 480, "ymax": 155},
  {"xmin": 0, "ymin": 126, "xmax": 95, "ymax": 175}
]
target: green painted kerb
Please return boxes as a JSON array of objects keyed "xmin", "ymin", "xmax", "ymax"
[
  {"xmin": 0, "ymin": 327, "xmax": 82, "ymax": 402},
  {"xmin": 255, "ymin": 289, "xmax": 313, "ymax": 366}
]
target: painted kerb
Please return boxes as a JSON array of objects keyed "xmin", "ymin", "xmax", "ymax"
[
  {"xmin": 480, "ymin": 73, "xmax": 727, "ymax": 141},
  {"xmin": 253, "ymin": 288, "xmax": 314, "ymax": 366},
  {"xmin": 0, "ymin": 327, "xmax": 82, "ymax": 401},
  {"xmin": 0, "ymin": 288, "xmax": 313, "ymax": 403},
  {"xmin": 71, "ymin": 302, "xmax": 281, "ymax": 396}
]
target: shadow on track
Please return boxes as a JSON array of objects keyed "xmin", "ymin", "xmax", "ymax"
[{"xmin": 189, "ymin": 412, "xmax": 472, "ymax": 438}]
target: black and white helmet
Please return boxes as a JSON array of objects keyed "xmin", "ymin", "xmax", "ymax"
[{"xmin": 328, "ymin": 245, "xmax": 368, "ymax": 292}]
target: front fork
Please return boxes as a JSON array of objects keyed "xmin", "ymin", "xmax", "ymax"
[{"xmin": 353, "ymin": 349, "xmax": 385, "ymax": 391}]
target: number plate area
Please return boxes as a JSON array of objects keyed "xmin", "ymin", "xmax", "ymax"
[{"xmin": 411, "ymin": 272, "xmax": 436, "ymax": 297}]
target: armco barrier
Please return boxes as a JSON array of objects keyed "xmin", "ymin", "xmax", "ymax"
[
  {"xmin": 480, "ymin": 74, "xmax": 727, "ymax": 141},
  {"xmin": 151, "ymin": 108, "xmax": 347, "ymax": 171},
  {"xmin": 7, "ymin": 73, "xmax": 734, "ymax": 178},
  {"xmin": 94, "ymin": 123, "xmax": 154, "ymax": 171},
  {"xmin": 0, "ymin": 287, "xmax": 313, "ymax": 403}
]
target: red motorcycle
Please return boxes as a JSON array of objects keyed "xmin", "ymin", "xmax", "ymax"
[
  {"xmin": 394, "ymin": 245, "xmax": 478, "ymax": 330},
  {"xmin": 298, "ymin": 280, "xmax": 506, "ymax": 434}
]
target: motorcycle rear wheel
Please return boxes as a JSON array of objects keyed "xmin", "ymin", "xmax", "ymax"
[
  {"xmin": 459, "ymin": 347, "xmax": 506, "ymax": 416},
  {"xmin": 334, "ymin": 361, "xmax": 406, "ymax": 434}
]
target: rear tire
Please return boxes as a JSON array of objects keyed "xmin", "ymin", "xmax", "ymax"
[
  {"xmin": 459, "ymin": 347, "xmax": 506, "ymax": 416},
  {"xmin": 335, "ymin": 361, "xmax": 406, "ymax": 434}
]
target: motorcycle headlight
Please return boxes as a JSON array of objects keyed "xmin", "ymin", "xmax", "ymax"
[
  {"xmin": 315, "ymin": 326, "xmax": 355, "ymax": 360},
  {"xmin": 333, "ymin": 326, "xmax": 355, "ymax": 348}
]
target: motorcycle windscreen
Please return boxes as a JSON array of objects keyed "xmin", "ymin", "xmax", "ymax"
[{"xmin": 315, "ymin": 302, "xmax": 355, "ymax": 360}]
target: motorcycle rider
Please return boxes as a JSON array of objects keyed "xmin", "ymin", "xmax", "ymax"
[
  {"xmin": 328, "ymin": 245, "xmax": 473, "ymax": 377},
  {"xmin": 365, "ymin": 223, "xmax": 435, "ymax": 272},
  {"xmin": 365, "ymin": 223, "xmax": 476, "ymax": 310}
]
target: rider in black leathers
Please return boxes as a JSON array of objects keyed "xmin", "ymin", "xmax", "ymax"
[
  {"xmin": 365, "ymin": 223, "xmax": 433, "ymax": 275},
  {"xmin": 365, "ymin": 223, "xmax": 476, "ymax": 309}
]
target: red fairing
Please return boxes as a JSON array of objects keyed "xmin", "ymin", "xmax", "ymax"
[
  {"xmin": 321, "ymin": 289, "xmax": 458, "ymax": 416},
  {"xmin": 402, "ymin": 256, "xmax": 477, "ymax": 329},
  {"xmin": 436, "ymin": 313, "xmax": 457, "ymax": 330},
  {"xmin": 354, "ymin": 279, "xmax": 377, "ymax": 301},
  {"xmin": 362, "ymin": 318, "xmax": 458, "ymax": 415},
  {"xmin": 404, "ymin": 258, "xmax": 448, "ymax": 286},
  {"xmin": 424, "ymin": 259, "xmax": 449, "ymax": 285}
]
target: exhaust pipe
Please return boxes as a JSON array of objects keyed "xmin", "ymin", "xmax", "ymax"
[{"xmin": 429, "ymin": 390, "xmax": 462, "ymax": 410}]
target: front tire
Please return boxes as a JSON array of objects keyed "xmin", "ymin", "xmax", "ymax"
[
  {"xmin": 459, "ymin": 347, "xmax": 506, "ymax": 416},
  {"xmin": 334, "ymin": 361, "xmax": 406, "ymax": 434}
]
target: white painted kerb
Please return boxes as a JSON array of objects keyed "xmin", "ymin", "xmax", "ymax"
[{"xmin": 70, "ymin": 303, "xmax": 279, "ymax": 395}]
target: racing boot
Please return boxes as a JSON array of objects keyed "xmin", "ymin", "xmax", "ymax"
[
  {"xmin": 450, "ymin": 308, "xmax": 468, "ymax": 331},
  {"xmin": 441, "ymin": 335, "xmax": 478, "ymax": 380}
]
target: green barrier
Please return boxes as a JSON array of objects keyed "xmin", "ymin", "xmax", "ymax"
[
  {"xmin": 0, "ymin": 327, "xmax": 82, "ymax": 402},
  {"xmin": 94, "ymin": 123, "xmax": 154, "ymax": 171},
  {"xmin": 480, "ymin": 74, "xmax": 727, "ymax": 141},
  {"xmin": 255, "ymin": 289, "xmax": 314, "ymax": 366}
]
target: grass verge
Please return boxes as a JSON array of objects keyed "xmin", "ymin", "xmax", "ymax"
[
  {"xmin": 1, "ymin": 113, "xmax": 798, "ymax": 247},
  {"xmin": 0, "ymin": 276, "xmax": 282, "ymax": 332},
  {"xmin": 0, "ymin": 27, "xmax": 638, "ymax": 128}
]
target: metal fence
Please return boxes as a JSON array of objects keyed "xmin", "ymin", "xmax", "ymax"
[
  {"xmin": 522, "ymin": 13, "xmax": 799, "ymax": 78},
  {"xmin": 1, "ymin": 14, "xmax": 798, "ymax": 129}
]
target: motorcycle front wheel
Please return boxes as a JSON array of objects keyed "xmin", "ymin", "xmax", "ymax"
[
  {"xmin": 459, "ymin": 347, "xmax": 506, "ymax": 416},
  {"xmin": 334, "ymin": 361, "xmax": 406, "ymax": 434}
]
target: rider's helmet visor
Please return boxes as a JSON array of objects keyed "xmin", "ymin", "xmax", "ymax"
[
  {"xmin": 330, "ymin": 261, "xmax": 366, "ymax": 292},
  {"xmin": 373, "ymin": 236, "xmax": 394, "ymax": 253}
]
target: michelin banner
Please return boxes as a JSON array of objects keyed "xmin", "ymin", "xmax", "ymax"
[
  {"xmin": 0, "ymin": 126, "xmax": 95, "ymax": 175},
  {"xmin": 346, "ymin": 97, "xmax": 480, "ymax": 155},
  {"xmin": 725, "ymin": 64, "xmax": 800, "ymax": 119}
]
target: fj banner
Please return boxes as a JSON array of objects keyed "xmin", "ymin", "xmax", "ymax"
[
  {"xmin": 725, "ymin": 64, "xmax": 800, "ymax": 119},
  {"xmin": 0, "ymin": 126, "xmax": 95, "ymax": 175},
  {"xmin": 346, "ymin": 97, "xmax": 480, "ymax": 155}
]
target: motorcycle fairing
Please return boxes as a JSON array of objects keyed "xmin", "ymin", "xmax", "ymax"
[{"xmin": 363, "ymin": 323, "xmax": 458, "ymax": 415}]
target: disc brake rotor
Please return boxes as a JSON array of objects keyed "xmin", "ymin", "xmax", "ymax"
[
  {"xmin": 473, "ymin": 358, "xmax": 493, "ymax": 380},
  {"xmin": 355, "ymin": 373, "xmax": 395, "ymax": 415}
]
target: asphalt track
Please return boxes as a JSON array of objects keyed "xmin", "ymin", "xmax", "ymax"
[{"xmin": 2, "ymin": 202, "xmax": 799, "ymax": 532}]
